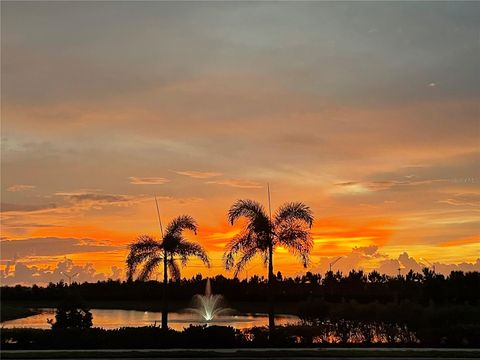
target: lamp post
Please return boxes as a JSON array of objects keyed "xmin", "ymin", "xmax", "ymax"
[
  {"xmin": 329, "ymin": 257, "xmax": 342, "ymax": 272},
  {"xmin": 61, "ymin": 271, "xmax": 79, "ymax": 285}
]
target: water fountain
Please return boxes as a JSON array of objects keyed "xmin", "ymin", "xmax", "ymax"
[{"xmin": 187, "ymin": 278, "xmax": 232, "ymax": 322}]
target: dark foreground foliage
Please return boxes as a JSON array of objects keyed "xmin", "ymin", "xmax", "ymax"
[
  {"xmin": 2, "ymin": 304, "xmax": 480, "ymax": 350},
  {"xmin": 297, "ymin": 300, "xmax": 480, "ymax": 347},
  {"xmin": 1, "ymin": 326, "xmax": 240, "ymax": 350},
  {"xmin": 47, "ymin": 293, "xmax": 93, "ymax": 330}
]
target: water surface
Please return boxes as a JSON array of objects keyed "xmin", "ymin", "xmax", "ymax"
[{"xmin": 2, "ymin": 308, "xmax": 299, "ymax": 331}]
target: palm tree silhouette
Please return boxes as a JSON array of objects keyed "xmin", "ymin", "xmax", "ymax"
[
  {"xmin": 126, "ymin": 215, "xmax": 210, "ymax": 330},
  {"xmin": 224, "ymin": 199, "xmax": 314, "ymax": 333}
]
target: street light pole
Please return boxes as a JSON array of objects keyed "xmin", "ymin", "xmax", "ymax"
[
  {"xmin": 61, "ymin": 271, "xmax": 79, "ymax": 285},
  {"xmin": 329, "ymin": 257, "xmax": 342, "ymax": 272}
]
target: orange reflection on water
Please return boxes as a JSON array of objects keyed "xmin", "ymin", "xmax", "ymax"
[{"xmin": 1, "ymin": 309, "xmax": 299, "ymax": 331}]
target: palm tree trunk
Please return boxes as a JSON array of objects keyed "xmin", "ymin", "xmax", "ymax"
[
  {"xmin": 161, "ymin": 251, "xmax": 168, "ymax": 330},
  {"xmin": 268, "ymin": 243, "xmax": 275, "ymax": 334}
]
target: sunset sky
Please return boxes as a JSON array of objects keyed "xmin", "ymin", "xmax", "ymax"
[{"xmin": 1, "ymin": 2, "xmax": 479, "ymax": 285}]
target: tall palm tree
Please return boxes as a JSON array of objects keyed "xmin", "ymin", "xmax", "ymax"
[
  {"xmin": 126, "ymin": 215, "xmax": 209, "ymax": 330},
  {"xmin": 224, "ymin": 199, "xmax": 314, "ymax": 332}
]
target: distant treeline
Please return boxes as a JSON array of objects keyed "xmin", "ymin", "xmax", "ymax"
[{"xmin": 2, "ymin": 269, "xmax": 479, "ymax": 305}]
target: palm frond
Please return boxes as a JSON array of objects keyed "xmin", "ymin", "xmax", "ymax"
[
  {"xmin": 274, "ymin": 202, "xmax": 314, "ymax": 227},
  {"xmin": 233, "ymin": 246, "xmax": 259, "ymax": 277},
  {"xmin": 277, "ymin": 221, "xmax": 313, "ymax": 268},
  {"xmin": 274, "ymin": 203, "xmax": 314, "ymax": 268},
  {"xmin": 224, "ymin": 229, "xmax": 253, "ymax": 254},
  {"xmin": 276, "ymin": 221, "xmax": 311, "ymax": 246},
  {"xmin": 223, "ymin": 230, "xmax": 254, "ymax": 270},
  {"xmin": 224, "ymin": 200, "xmax": 273, "ymax": 274},
  {"xmin": 290, "ymin": 240, "xmax": 312, "ymax": 267},
  {"xmin": 126, "ymin": 235, "xmax": 162, "ymax": 280},
  {"xmin": 175, "ymin": 240, "xmax": 210, "ymax": 267},
  {"xmin": 165, "ymin": 215, "xmax": 198, "ymax": 237},
  {"xmin": 168, "ymin": 257, "xmax": 181, "ymax": 281},
  {"xmin": 137, "ymin": 256, "xmax": 162, "ymax": 281},
  {"xmin": 228, "ymin": 199, "xmax": 268, "ymax": 225},
  {"xmin": 128, "ymin": 235, "xmax": 161, "ymax": 253}
]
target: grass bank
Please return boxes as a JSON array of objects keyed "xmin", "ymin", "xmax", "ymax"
[
  {"xmin": 2, "ymin": 348, "xmax": 480, "ymax": 358},
  {"xmin": 1, "ymin": 304, "xmax": 38, "ymax": 322}
]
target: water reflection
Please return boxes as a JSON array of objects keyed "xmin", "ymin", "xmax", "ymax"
[{"xmin": 2, "ymin": 309, "xmax": 299, "ymax": 331}]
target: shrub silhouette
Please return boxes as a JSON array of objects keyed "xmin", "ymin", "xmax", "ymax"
[{"xmin": 48, "ymin": 294, "xmax": 92, "ymax": 330}]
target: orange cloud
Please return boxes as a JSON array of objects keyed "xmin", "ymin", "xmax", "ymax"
[
  {"xmin": 312, "ymin": 217, "xmax": 396, "ymax": 249},
  {"xmin": 175, "ymin": 170, "xmax": 222, "ymax": 179},
  {"xmin": 207, "ymin": 179, "xmax": 262, "ymax": 189},
  {"xmin": 128, "ymin": 177, "xmax": 169, "ymax": 185},
  {"xmin": 7, "ymin": 184, "xmax": 36, "ymax": 192},
  {"xmin": 198, "ymin": 221, "xmax": 242, "ymax": 251},
  {"xmin": 438, "ymin": 235, "xmax": 480, "ymax": 248}
]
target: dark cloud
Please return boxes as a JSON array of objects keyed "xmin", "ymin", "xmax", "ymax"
[
  {"xmin": 336, "ymin": 181, "xmax": 358, "ymax": 187},
  {"xmin": 0, "ymin": 237, "xmax": 119, "ymax": 260},
  {"xmin": 2, "ymin": 222, "xmax": 59, "ymax": 229},
  {"xmin": 57, "ymin": 192, "xmax": 132, "ymax": 203},
  {"xmin": 1, "ymin": 203, "xmax": 56, "ymax": 213}
]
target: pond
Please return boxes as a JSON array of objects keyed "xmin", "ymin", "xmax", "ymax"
[{"xmin": 1, "ymin": 309, "xmax": 300, "ymax": 331}]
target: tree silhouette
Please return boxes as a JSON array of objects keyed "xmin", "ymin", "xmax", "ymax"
[
  {"xmin": 224, "ymin": 199, "xmax": 314, "ymax": 332},
  {"xmin": 126, "ymin": 215, "xmax": 210, "ymax": 329},
  {"xmin": 47, "ymin": 293, "xmax": 93, "ymax": 330}
]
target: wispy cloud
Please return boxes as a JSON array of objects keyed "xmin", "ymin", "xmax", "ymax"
[
  {"xmin": 0, "ymin": 237, "xmax": 119, "ymax": 260},
  {"xmin": 333, "ymin": 182, "xmax": 371, "ymax": 195},
  {"xmin": 334, "ymin": 177, "xmax": 445, "ymax": 193},
  {"xmin": 128, "ymin": 177, "xmax": 169, "ymax": 185},
  {"xmin": 1, "ymin": 203, "xmax": 57, "ymax": 213},
  {"xmin": 438, "ymin": 236, "xmax": 480, "ymax": 248},
  {"xmin": 207, "ymin": 179, "xmax": 262, "ymax": 189},
  {"xmin": 438, "ymin": 193, "xmax": 480, "ymax": 207},
  {"xmin": 7, "ymin": 184, "xmax": 36, "ymax": 192},
  {"xmin": 56, "ymin": 192, "xmax": 134, "ymax": 204},
  {"xmin": 175, "ymin": 170, "xmax": 222, "ymax": 179}
]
